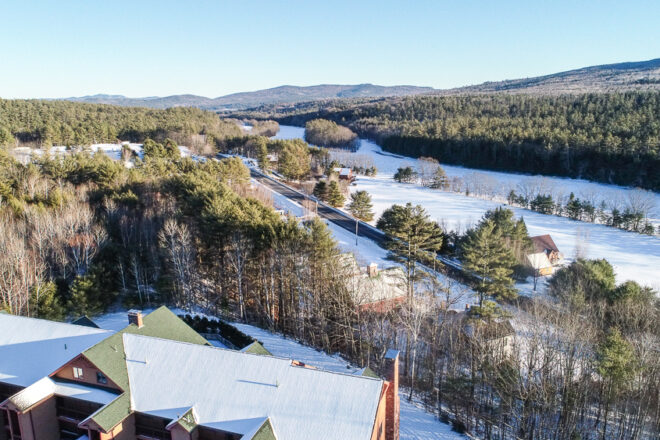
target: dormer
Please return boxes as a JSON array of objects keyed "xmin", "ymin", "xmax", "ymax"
[{"xmin": 50, "ymin": 354, "xmax": 122, "ymax": 392}]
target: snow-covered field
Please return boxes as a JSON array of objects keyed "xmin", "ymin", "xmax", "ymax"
[
  {"xmin": 12, "ymin": 143, "xmax": 196, "ymax": 164},
  {"xmin": 354, "ymin": 176, "xmax": 660, "ymax": 288},
  {"xmin": 275, "ymin": 125, "xmax": 660, "ymax": 221},
  {"xmin": 275, "ymin": 126, "xmax": 660, "ymax": 289}
]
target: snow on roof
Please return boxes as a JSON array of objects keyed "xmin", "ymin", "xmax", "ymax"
[
  {"xmin": 530, "ymin": 234, "xmax": 560, "ymax": 253},
  {"xmin": 1, "ymin": 376, "xmax": 117, "ymax": 412},
  {"xmin": 339, "ymin": 254, "xmax": 406, "ymax": 305},
  {"xmin": 52, "ymin": 379, "xmax": 120, "ymax": 405},
  {"xmin": 526, "ymin": 252, "xmax": 552, "ymax": 270},
  {"xmin": 385, "ymin": 349, "xmax": 400, "ymax": 360},
  {"xmin": 0, "ymin": 314, "xmax": 112, "ymax": 387},
  {"xmin": 3, "ymin": 377, "xmax": 53, "ymax": 411},
  {"xmin": 122, "ymin": 333, "xmax": 383, "ymax": 440}
]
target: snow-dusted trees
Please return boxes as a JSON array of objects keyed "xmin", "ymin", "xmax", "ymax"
[
  {"xmin": 348, "ymin": 190, "xmax": 374, "ymax": 221},
  {"xmin": 159, "ymin": 219, "xmax": 198, "ymax": 312},
  {"xmin": 304, "ymin": 119, "xmax": 357, "ymax": 150},
  {"xmin": 377, "ymin": 203, "xmax": 443, "ymax": 298}
]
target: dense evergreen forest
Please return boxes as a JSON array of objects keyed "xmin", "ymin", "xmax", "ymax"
[
  {"xmin": 0, "ymin": 100, "xmax": 657, "ymax": 439},
  {"xmin": 240, "ymin": 92, "xmax": 660, "ymax": 190},
  {"xmin": 304, "ymin": 118, "xmax": 358, "ymax": 149},
  {"xmin": 0, "ymin": 99, "xmax": 242, "ymax": 147}
]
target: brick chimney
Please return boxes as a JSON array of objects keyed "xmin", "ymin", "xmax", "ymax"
[
  {"xmin": 368, "ymin": 262, "xmax": 378, "ymax": 277},
  {"xmin": 128, "ymin": 310, "xmax": 144, "ymax": 328},
  {"xmin": 384, "ymin": 349, "xmax": 400, "ymax": 440}
]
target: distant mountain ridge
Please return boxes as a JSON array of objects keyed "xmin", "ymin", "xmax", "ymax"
[
  {"xmin": 437, "ymin": 58, "xmax": 660, "ymax": 95},
  {"xmin": 61, "ymin": 58, "xmax": 660, "ymax": 110},
  {"xmin": 65, "ymin": 84, "xmax": 434, "ymax": 110}
]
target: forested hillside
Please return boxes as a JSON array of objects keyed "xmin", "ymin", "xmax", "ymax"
[
  {"xmin": 0, "ymin": 105, "xmax": 657, "ymax": 439},
  {"xmin": 63, "ymin": 84, "xmax": 434, "ymax": 110},
  {"xmin": 0, "ymin": 99, "xmax": 242, "ymax": 147},
  {"xmin": 240, "ymin": 92, "xmax": 660, "ymax": 190}
]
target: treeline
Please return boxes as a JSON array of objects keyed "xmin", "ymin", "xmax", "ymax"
[
  {"xmin": 368, "ymin": 201, "xmax": 659, "ymax": 439},
  {"xmin": 304, "ymin": 118, "xmax": 358, "ymax": 149},
  {"xmin": 509, "ymin": 189, "xmax": 657, "ymax": 234},
  {"xmin": 239, "ymin": 92, "xmax": 660, "ymax": 190},
  {"xmin": 1, "ymin": 138, "xmax": 658, "ymax": 438},
  {"xmin": 0, "ymin": 98, "xmax": 242, "ymax": 147},
  {"xmin": 0, "ymin": 141, "xmax": 359, "ymax": 359}
]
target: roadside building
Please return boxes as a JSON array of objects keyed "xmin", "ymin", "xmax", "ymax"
[
  {"xmin": 527, "ymin": 234, "xmax": 564, "ymax": 275},
  {"xmin": 340, "ymin": 255, "xmax": 407, "ymax": 312},
  {"xmin": 462, "ymin": 317, "xmax": 516, "ymax": 358}
]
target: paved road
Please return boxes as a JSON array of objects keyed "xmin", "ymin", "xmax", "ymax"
[
  {"xmin": 248, "ymin": 167, "xmax": 470, "ymax": 278},
  {"xmin": 219, "ymin": 152, "xmax": 471, "ymax": 277},
  {"xmin": 249, "ymin": 168, "xmax": 387, "ymax": 243}
]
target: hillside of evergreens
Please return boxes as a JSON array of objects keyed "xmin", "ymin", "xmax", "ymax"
[
  {"xmin": 0, "ymin": 99, "xmax": 242, "ymax": 147},
  {"xmin": 238, "ymin": 92, "xmax": 660, "ymax": 190}
]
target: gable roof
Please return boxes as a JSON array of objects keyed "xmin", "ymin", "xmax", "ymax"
[
  {"xmin": 123, "ymin": 333, "xmax": 383, "ymax": 440},
  {"xmin": 464, "ymin": 319, "xmax": 515, "ymax": 341},
  {"xmin": 526, "ymin": 252, "xmax": 552, "ymax": 270},
  {"xmin": 241, "ymin": 341, "xmax": 273, "ymax": 356},
  {"xmin": 81, "ymin": 307, "xmax": 210, "ymax": 432},
  {"xmin": 3, "ymin": 377, "xmax": 119, "ymax": 412},
  {"xmin": 0, "ymin": 314, "xmax": 112, "ymax": 387},
  {"xmin": 530, "ymin": 234, "xmax": 559, "ymax": 253},
  {"xmin": 72, "ymin": 316, "xmax": 101, "ymax": 328}
]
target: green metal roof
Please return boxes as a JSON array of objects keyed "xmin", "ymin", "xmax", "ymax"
[
  {"xmin": 168, "ymin": 407, "xmax": 198, "ymax": 433},
  {"xmin": 360, "ymin": 366, "xmax": 380, "ymax": 379},
  {"xmin": 71, "ymin": 316, "xmax": 100, "ymax": 328},
  {"xmin": 241, "ymin": 341, "xmax": 272, "ymax": 356},
  {"xmin": 84, "ymin": 393, "xmax": 131, "ymax": 433},
  {"xmin": 250, "ymin": 418, "xmax": 277, "ymax": 440},
  {"xmin": 82, "ymin": 307, "xmax": 210, "ymax": 432}
]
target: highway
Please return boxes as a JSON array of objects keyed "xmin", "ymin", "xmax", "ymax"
[
  {"xmin": 249, "ymin": 168, "xmax": 387, "ymax": 244},
  {"xmin": 247, "ymin": 167, "xmax": 468, "ymax": 276}
]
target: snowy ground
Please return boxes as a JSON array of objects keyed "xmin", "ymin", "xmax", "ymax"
[
  {"xmin": 275, "ymin": 125, "xmax": 660, "ymax": 221},
  {"xmin": 352, "ymin": 176, "xmax": 660, "ymax": 289},
  {"xmin": 12, "ymin": 142, "xmax": 197, "ymax": 164},
  {"xmin": 232, "ymin": 322, "xmax": 467, "ymax": 440},
  {"xmin": 275, "ymin": 126, "xmax": 660, "ymax": 289}
]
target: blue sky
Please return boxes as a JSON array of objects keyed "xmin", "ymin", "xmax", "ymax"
[{"xmin": 1, "ymin": 0, "xmax": 658, "ymax": 98}]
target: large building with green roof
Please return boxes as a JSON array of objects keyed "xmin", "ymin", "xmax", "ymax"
[{"xmin": 0, "ymin": 307, "xmax": 400, "ymax": 440}]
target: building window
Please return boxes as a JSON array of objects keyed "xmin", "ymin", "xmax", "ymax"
[
  {"xmin": 96, "ymin": 372, "xmax": 107, "ymax": 385},
  {"xmin": 73, "ymin": 367, "xmax": 83, "ymax": 379}
]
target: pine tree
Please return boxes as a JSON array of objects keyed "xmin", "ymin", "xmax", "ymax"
[
  {"xmin": 377, "ymin": 203, "xmax": 443, "ymax": 298},
  {"xmin": 530, "ymin": 194, "xmax": 554, "ymax": 214},
  {"xmin": 29, "ymin": 281, "xmax": 65, "ymax": 321},
  {"xmin": 461, "ymin": 220, "xmax": 517, "ymax": 307},
  {"xmin": 430, "ymin": 166, "xmax": 449, "ymax": 189},
  {"xmin": 68, "ymin": 274, "xmax": 103, "ymax": 317},
  {"xmin": 256, "ymin": 137, "xmax": 269, "ymax": 171},
  {"xmin": 278, "ymin": 139, "xmax": 311, "ymax": 180},
  {"xmin": 313, "ymin": 180, "xmax": 328, "ymax": 201},
  {"xmin": 326, "ymin": 181, "xmax": 345, "ymax": 207},
  {"xmin": 596, "ymin": 328, "xmax": 637, "ymax": 439},
  {"xmin": 393, "ymin": 166, "xmax": 417, "ymax": 183},
  {"xmin": 348, "ymin": 190, "xmax": 374, "ymax": 221},
  {"xmin": 163, "ymin": 138, "xmax": 180, "ymax": 159},
  {"xmin": 566, "ymin": 193, "xmax": 583, "ymax": 220}
]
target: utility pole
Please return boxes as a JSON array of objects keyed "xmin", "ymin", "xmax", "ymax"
[{"xmin": 355, "ymin": 218, "xmax": 359, "ymax": 246}]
